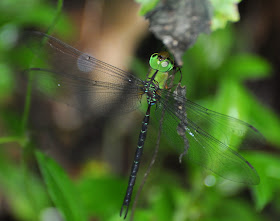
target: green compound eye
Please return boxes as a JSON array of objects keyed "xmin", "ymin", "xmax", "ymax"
[{"xmin": 149, "ymin": 53, "xmax": 174, "ymax": 72}]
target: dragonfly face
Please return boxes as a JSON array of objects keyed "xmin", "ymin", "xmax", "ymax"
[
  {"xmin": 144, "ymin": 52, "xmax": 174, "ymax": 106},
  {"xmin": 149, "ymin": 52, "xmax": 174, "ymax": 72}
]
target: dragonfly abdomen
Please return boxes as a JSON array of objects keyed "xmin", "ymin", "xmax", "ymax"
[{"xmin": 120, "ymin": 105, "xmax": 151, "ymax": 219}]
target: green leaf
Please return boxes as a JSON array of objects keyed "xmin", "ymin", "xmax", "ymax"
[
  {"xmin": 0, "ymin": 152, "xmax": 50, "ymax": 221},
  {"xmin": 77, "ymin": 175, "xmax": 125, "ymax": 220},
  {"xmin": 35, "ymin": 151, "xmax": 87, "ymax": 221},
  {"xmin": 210, "ymin": 0, "xmax": 242, "ymax": 30},
  {"xmin": 212, "ymin": 80, "xmax": 252, "ymax": 150},
  {"xmin": 149, "ymin": 185, "xmax": 174, "ymax": 221},
  {"xmin": 244, "ymin": 152, "xmax": 280, "ymax": 210},
  {"xmin": 214, "ymin": 77, "xmax": 280, "ymax": 147},
  {"xmin": 135, "ymin": 0, "xmax": 160, "ymax": 15},
  {"xmin": 249, "ymin": 96, "xmax": 280, "ymax": 147},
  {"xmin": 0, "ymin": 24, "xmax": 18, "ymax": 51},
  {"xmin": 0, "ymin": 63, "xmax": 14, "ymax": 101},
  {"xmin": 222, "ymin": 54, "xmax": 271, "ymax": 80},
  {"xmin": 186, "ymin": 27, "xmax": 235, "ymax": 72}
]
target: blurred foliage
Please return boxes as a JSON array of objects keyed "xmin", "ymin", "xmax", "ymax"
[
  {"xmin": 135, "ymin": 0, "xmax": 160, "ymax": 16},
  {"xmin": 210, "ymin": 0, "xmax": 242, "ymax": 30},
  {"xmin": 35, "ymin": 151, "xmax": 87, "ymax": 221},
  {"xmin": 0, "ymin": 151, "xmax": 50, "ymax": 221},
  {"xmin": 0, "ymin": 0, "xmax": 280, "ymax": 221},
  {"xmin": 135, "ymin": 0, "xmax": 243, "ymax": 30}
]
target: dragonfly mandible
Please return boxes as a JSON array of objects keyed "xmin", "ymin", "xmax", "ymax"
[{"xmin": 24, "ymin": 32, "xmax": 263, "ymax": 219}]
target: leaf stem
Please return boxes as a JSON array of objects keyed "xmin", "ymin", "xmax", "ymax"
[{"xmin": 20, "ymin": 0, "xmax": 64, "ymax": 138}]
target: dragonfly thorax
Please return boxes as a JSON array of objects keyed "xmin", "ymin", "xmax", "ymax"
[{"xmin": 144, "ymin": 80, "xmax": 160, "ymax": 106}]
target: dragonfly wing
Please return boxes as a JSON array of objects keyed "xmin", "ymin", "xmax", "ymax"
[
  {"xmin": 184, "ymin": 100, "xmax": 265, "ymax": 150},
  {"xmin": 22, "ymin": 32, "xmax": 143, "ymax": 114},
  {"xmin": 157, "ymin": 89, "xmax": 262, "ymax": 184},
  {"xmin": 24, "ymin": 31, "xmax": 140, "ymax": 83},
  {"xmin": 185, "ymin": 119, "xmax": 260, "ymax": 184}
]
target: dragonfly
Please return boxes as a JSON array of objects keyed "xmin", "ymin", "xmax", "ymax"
[{"xmin": 24, "ymin": 31, "xmax": 263, "ymax": 219}]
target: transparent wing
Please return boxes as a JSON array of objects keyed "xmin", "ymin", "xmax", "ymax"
[
  {"xmin": 185, "ymin": 100, "xmax": 265, "ymax": 150},
  {"xmin": 23, "ymin": 31, "xmax": 144, "ymax": 114},
  {"xmin": 157, "ymin": 89, "xmax": 262, "ymax": 184}
]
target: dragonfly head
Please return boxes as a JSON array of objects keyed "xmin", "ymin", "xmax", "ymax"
[{"xmin": 149, "ymin": 52, "xmax": 174, "ymax": 72}]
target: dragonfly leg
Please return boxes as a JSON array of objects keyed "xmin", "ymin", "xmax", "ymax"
[
  {"xmin": 173, "ymin": 84, "xmax": 189, "ymax": 163},
  {"xmin": 177, "ymin": 67, "xmax": 183, "ymax": 83},
  {"xmin": 179, "ymin": 136, "xmax": 189, "ymax": 163}
]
